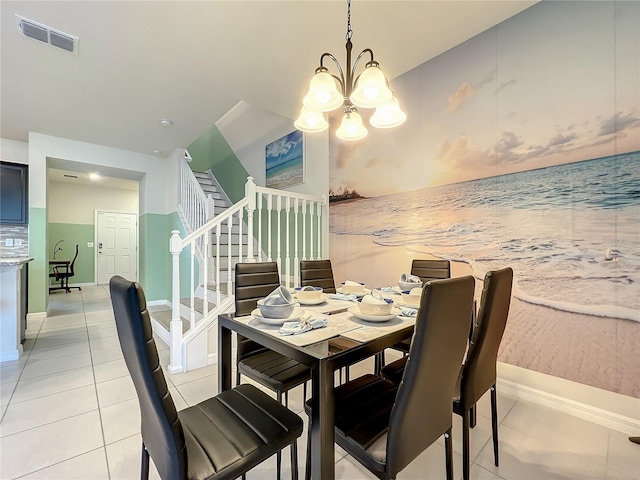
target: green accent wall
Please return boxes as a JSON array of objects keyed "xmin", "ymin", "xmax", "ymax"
[
  {"xmin": 139, "ymin": 212, "xmax": 194, "ymax": 302},
  {"xmin": 28, "ymin": 207, "xmax": 47, "ymax": 313},
  {"xmin": 48, "ymin": 223, "xmax": 94, "ymax": 284},
  {"xmin": 187, "ymin": 124, "xmax": 248, "ymax": 203}
]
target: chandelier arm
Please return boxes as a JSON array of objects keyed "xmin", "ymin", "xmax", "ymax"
[
  {"xmin": 319, "ymin": 52, "xmax": 346, "ymax": 94},
  {"xmin": 350, "ymin": 48, "xmax": 375, "ymax": 81}
]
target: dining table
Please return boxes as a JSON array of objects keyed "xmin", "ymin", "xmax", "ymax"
[{"xmin": 218, "ymin": 288, "xmax": 417, "ymax": 480}]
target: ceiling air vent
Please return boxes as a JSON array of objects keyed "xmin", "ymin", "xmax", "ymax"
[{"xmin": 15, "ymin": 15, "xmax": 78, "ymax": 54}]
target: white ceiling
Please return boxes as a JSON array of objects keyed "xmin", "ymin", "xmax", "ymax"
[{"xmin": 1, "ymin": 0, "xmax": 536, "ymax": 162}]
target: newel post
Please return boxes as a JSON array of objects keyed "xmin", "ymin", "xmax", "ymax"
[
  {"xmin": 245, "ymin": 177, "xmax": 256, "ymax": 262},
  {"xmin": 206, "ymin": 194, "xmax": 215, "ymax": 221},
  {"xmin": 168, "ymin": 230, "xmax": 184, "ymax": 373}
]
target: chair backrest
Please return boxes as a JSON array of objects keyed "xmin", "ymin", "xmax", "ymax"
[
  {"xmin": 68, "ymin": 244, "xmax": 79, "ymax": 276},
  {"xmin": 386, "ymin": 276, "xmax": 475, "ymax": 477},
  {"xmin": 410, "ymin": 259, "xmax": 450, "ymax": 282},
  {"xmin": 300, "ymin": 259, "xmax": 336, "ymax": 293},
  {"xmin": 235, "ymin": 262, "xmax": 281, "ymax": 360},
  {"xmin": 460, "ymin": 267, "xmax": 513, "ymax": 409},
  {"xmin": 109, "ymin": 276, "xmax": 186, "ymax": 480}
]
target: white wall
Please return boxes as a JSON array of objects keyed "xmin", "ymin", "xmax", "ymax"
[
  {"xmin": 48, "ymin": 182, "xmax": 138, "ymax": 224},
  {"xmin": 0, "ymin": 138, "xmax": 28, "ymax": 164},
  {"xmin": 216, "ymin": 101, "xmax": 330, "ymax": 255}
]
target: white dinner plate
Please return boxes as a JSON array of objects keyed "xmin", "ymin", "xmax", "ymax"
[
  {"xmin": 251, "ymin": 307, "xmax": 305, "ymax": 325},
  {"xmin": 294, "ymin": 293, "xmax": 329, "ymax": 305},
  {"xmin": 336, "ymin": 288, "xmax": 371, "ymax": 298},
  {"xmin": 348, "ymin": 306, "xmax": 401, "ymax": 322},
  {"xmin": 396, "ymin": 300, "xmax": 420, "ymax": 308}
]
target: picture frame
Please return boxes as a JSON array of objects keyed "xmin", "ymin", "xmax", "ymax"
[{"xmin": 266, "ymin": 130, "xmax": 304, "ymax": 189}]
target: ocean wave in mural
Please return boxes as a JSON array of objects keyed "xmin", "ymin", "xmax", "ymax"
[{"xmin": 331, "ymin": 151, "xmax": 640, "ymax": 321}]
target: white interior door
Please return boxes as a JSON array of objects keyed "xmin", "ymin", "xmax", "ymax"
[{"xmin": 97, "ymin": 211, "xmax": 138, "ymax": 284}]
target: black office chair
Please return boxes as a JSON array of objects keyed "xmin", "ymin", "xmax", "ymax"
[
  {"xmin": 235, "ymin": 262, "xmax": 311, "ymax": 479},
  {"xmin": 300, "ymin": 260, "xmax": 337, "ymax": 293},
  {"xmin": 304, "ymin": 276, "xmax": 475, "ymax": 480},
  {"xmin": 109, "ymin": 275, "xmax": 303, "ymax": 480},
  {"xmin": 51, "ymin": 243, "xmax": 81, "ymax": 292},
  {"xmin": 453, "ymin": 267, "xmax": 513, "ymax": 480}
]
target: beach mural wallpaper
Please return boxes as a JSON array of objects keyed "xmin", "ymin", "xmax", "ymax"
[{"xmin": 329, "ymin": 1, "xmax": 639, "ymax": 397}]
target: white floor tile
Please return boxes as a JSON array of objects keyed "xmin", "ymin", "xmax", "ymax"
[
  {"xmin": 33, "ymin": 331, "xmax": 88, "ymax": 349},
  {"xmin": 28, "ymin": 341, "xmax": 90, "ymax": 361},
  {"xmin": 0, "ymin": 363, "xmax": 26, "ymax": 384},
  {"xmin": 607, "ymin": 431, "xmax": 640, "ymax": 479},
  {"xmin": 91, "ymin": 345, "xmax": 124, "ymax": 365},
  {"xmin": 100, "ymin": 398, "xmax": 141, "ymax": 445},
  {"xmin": 475, "ymin": 424, "xmax": 608, "ymax": 479},
  {"xmin": 0, "ymin": 384, "xmax": 98, "ymax": 437},
  {"xmin": 0, "ymin": 410, "xmax": 103, "ymax": 479},
  {"xmin": 105, "ymin": 433, "xmax": 161, "ymax": 480},
  {"xmin": 93, "ymin": 358, "xmax": 129, "ymax": 384},
  {"xmin": 95, "ymin": 375, "xmax": 136, "ymax": 408},
  {"xmin": 88, "ymin": 334, "xmax": 121, "ymax": 351},
  {"xmin": 502, "ymin": 399, "xmax": 610, "ymax": 465},
  {"xmin": 19, "ymin": 448, "xmax": 109, "ymax": 479},
  {"xmin": 20, "ymin": 352, "xmax": 92, "ymax": 380},
  {"xmin": 174, "ymin": 375, "xmax": 218, "ymax": 406},
  {"xmin": 169, "ymin": 386, "xmax": 189, "ymax": 411},
  {"xmin": 11, "ymin": 366, "xmax": 94, "ymax": 403},
  {"xmin": 166, "ymin": 363, "xmax": 218, "ymax": 386},
  {"xmin": 0, "ymin": 381, "xmax": 16, "ymax": 407}
]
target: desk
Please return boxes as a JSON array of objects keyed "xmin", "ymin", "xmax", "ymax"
[
  {"xmin": 49, "ymin": 259, "xmax": 70, "ymax": 292},
  {"xmin": 219, "ymin": 299, "xmax": 415, "ymax": 480}
]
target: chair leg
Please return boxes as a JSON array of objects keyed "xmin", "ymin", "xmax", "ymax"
[
  {"xmin": 236, "ymin": 369, "xmax": 241, "ymax": 387},
  {"xmin": 303, "ymin": 381, "xmax": 307, "ymax": 402},
  {"xmin": 140, "ymin": 442, "xmax": 150, "ymax": 480},
  {"xmin": 462, "ymin": 410, "xmax": 470, "ymax": 480},
  {"xmin": 345, "ymin": 366, "xmax": 350, "ymax": 382},
  {"xmin": 290, "ymin": 438, "xmax": 299, "ymax": 480},
  {"xmin": 304, "ymin": 423, "xmax": 312, "ymax": 480},
  {"xmin": 470, "ymin": 403, "xmax": 477, "ymax": 428},
  {"xmin": 277, "ymin": 392, "xmax": 283, "ymax": 480},
  {"xmin": 444, "ymin": 429, "xmax": 453, "ymax": 480},
  {"xmin": 490, "ymin": 384, "xmax": 499, "ymax": 467}
]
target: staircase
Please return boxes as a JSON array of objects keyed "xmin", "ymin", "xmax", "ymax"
[{"xmin": 155, "ymin": 154, "xmax": 327, "ymax": 373}]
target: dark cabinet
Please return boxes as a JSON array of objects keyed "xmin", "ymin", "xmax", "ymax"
[{"xmin": 0, "ymin": 161, "xmax": 29, "ymax": 224}]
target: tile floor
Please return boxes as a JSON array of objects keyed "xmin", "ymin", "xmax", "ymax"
[{"xmin": 0, "ymin": 285, "xmax": 638, "ymax": 479}]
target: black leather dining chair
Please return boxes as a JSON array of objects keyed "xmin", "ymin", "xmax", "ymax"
[
  {"xmin": 300, "ymin": 260, "xmax": 337, "ymax": 293},
  {"xmin": 453, "ymin": 267, "xmax": 513, "ymax": 480},
  {"xmin": 109, "ymin": 275, "xmax": 303, "ymax": 480},
  {"xmin": 304, "ymin": 276, "xmax": 475, "ymax": 480},
  {"xmin": 235, "ymin": 262, "xmax": 311, "ymax": 479}
]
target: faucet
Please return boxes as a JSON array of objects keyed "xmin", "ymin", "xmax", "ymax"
[{"xmin": 53, "ymin": 240, "xmax": 64, "ymax": 259}]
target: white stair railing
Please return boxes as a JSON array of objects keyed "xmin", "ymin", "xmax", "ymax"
[{"xmin": 168, "ymin": 176, "xmax": 327, "ymax": 372}]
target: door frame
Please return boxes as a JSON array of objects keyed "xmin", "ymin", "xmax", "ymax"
[{"xmin": 94, "ymin": 209, "xmax": 139, "ymax": 284}]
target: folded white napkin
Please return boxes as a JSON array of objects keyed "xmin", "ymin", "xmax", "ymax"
[
  {"xmin": 361, "ymin": 291, "xmax": 386, "ymax": 305},
  {"xmin": 330, "ymin": 293, "xmax": 358, "ymax": 301},
  {"xmin": 344, "ymin": 280, "xmax": 363, "ymax": 286},
  {"xmin": 400, "ymin": 307, "xmax": 418, "ymax": 317},
  {"xmin": 263, "ymin": 286, "xmax": 294, "ymax": 305},
  {"xmin": 399, "ymin": 273, "xmax": 422, "ymax": 284},
  {"xmin": 379, "ymin": 286, "xmax": 396, "ymax": 293},
  {"xmin": 299, "ymin": 286, "xmax": 317, "ymax": 292},
  {"xmin": 409, "ymin": 287, "xmax": 422, "ymax": 295},
  {"xmin": 279, "ymin": 318, "xmax": 328, "ymax": 336}
]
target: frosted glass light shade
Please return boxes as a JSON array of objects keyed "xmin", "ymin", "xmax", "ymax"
[
  {"xmin": 350, "ymin": 64, "xmax": 393, "ymax": 108},
  {"xmin": 336, "ymin": 111, "xmax": 368, "ymax": 141},
  {"xmin": 370, "ymin": 96, "xmax": 407, "ymax": 129},
  {"xmin": 302, "ymin": 71, "xmax": 343, "ymax": 112},
  {"xmin": 294, "ymin": 107, "xmax": 328, "ymax": 133}
]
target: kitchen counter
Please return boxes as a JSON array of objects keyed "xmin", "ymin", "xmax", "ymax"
[{"xmin": 1, "ymin": 256, "xmax": 32, "ymax": 362}]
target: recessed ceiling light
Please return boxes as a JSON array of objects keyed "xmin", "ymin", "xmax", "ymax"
[
  {"xmin": 89, "ymin": 172, "xmax": 101, "ymax": 181},
  {"xmin": 153, "ymin": 149, "xmax": 163, "ymax": 156},
  {"xmin": 159, "ymin": 118, "xmax": 173, "ymax": 127}
]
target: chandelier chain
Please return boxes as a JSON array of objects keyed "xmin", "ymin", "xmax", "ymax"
[{"xmin": 345, "ymin": 0, "xmax": 353, "ymax": 42}]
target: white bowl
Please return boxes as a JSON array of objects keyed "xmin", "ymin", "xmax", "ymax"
[
  {"xmin": 256, "ymin": 299, "xmax": 295, "ymax": 319},
  {"xmin": 398, "ymin": 280, "xmax": 423, "ymax": 291},
  {"xmin": 357, "ymin": 297, "xmax": 394, "ymax": 316},
  {"xmin": 401, "ymin": 288, "xmax": 422, "ymax": 306},
  {"xmin": 295, "ymin": 286, "xmax": 323, "ymax": 300},
  {"xmin": 341, "ymin": 282, "xmax": 366, "ymax": 294}
]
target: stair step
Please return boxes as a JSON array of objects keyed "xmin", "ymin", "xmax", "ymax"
[
  {"xmin": 149, "ymin": 306, "xmax": 189, "ymax": 333},
  {"xmin": 180, "ymin": 297, "xmax": 216, "ymax": 313}
]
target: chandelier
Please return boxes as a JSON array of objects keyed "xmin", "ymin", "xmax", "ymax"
[{"xmin": 294, "ymin": 0, "xmax": 406, "ymax": 141}]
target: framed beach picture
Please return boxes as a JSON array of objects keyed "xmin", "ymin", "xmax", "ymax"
[{"xmin": 265, "ymin": 130, "xmax": 304, "ymax": 189}]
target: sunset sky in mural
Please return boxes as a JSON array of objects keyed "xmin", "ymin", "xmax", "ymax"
[{"xmin": 330, "ymin": 1, "xmax": 639, "ymax": 198}]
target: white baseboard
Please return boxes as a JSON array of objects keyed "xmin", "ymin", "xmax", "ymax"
[
  {"xmin": 498, "ymin": 362, "xmax": 640, "ymax": 435},
  {"xmin": 27, "ymin": 312, "xmax": 46, "ymax": 322},
  {"xmin": 0, "ymin": 346, "xmax": 22, "ymax": 362},
  {"xmin": 147, "ymin": 299, "xmax": 171, "ymax": 307}
]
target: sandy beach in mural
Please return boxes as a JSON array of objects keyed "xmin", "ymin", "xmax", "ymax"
[{"xmin": 331, "ymin": 233, "xmax": 640, "ymax": 398}]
